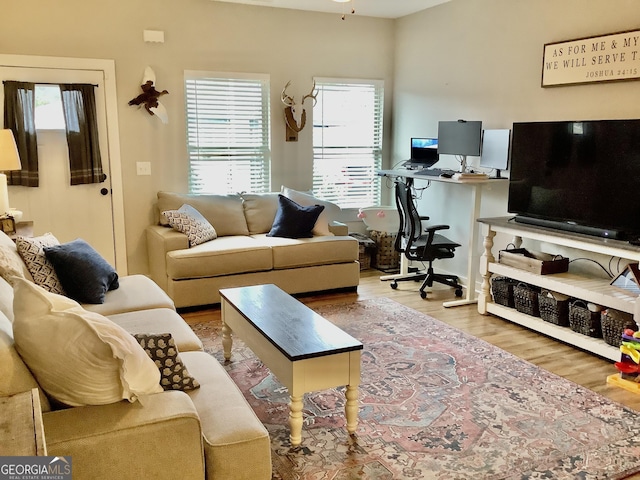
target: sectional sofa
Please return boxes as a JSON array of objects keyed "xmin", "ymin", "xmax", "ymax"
[
  {"xmin": 0, "ymin": 231, "xmax": 271, "ymax": 480},
  {"xmin": 146, "ymin": 189, "xmax": 361, "ymax": 308}
]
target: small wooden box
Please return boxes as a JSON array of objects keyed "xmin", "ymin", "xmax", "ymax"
[{"xmin": 498, "ymin": 248, "xmax": 569, "ymax": 275}]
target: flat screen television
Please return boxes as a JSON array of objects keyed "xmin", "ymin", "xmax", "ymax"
[
  {"xmin": 508, "ymin": 119, "xmax": 640, "ymax": 240},
  {"xmin": 437, "ymin": 120, "xmax": 483, "ymax": 157},
  {"xmin": 410, "ymin": 137, "xmax": 439, "ymax": 168}
]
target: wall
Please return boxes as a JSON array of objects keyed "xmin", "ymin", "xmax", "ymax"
[
  {"xmin": 0, "ymin": 0, "xmax": 395, "ymax": 273},
  {"xmin": 392, "ymin": 0, "xmax": 640, "ymax": 285}
]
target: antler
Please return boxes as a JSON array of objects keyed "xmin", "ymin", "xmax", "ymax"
[
  {"xmin": 301, "ymin": 80, "xmax": 318, "ymax": 106},
  {"xmin": 281, "ymin": 81, "xmax": 294, "ymax": 106}
]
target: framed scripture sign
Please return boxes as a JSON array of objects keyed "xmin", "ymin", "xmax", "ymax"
[{"xmin": 542, "ymin": 29, "xmax": 640, "ymax": 87}]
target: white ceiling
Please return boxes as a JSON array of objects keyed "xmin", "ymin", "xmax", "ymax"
[{"xmin": 211, "ymin": 0, "xmax": 450, "ymax": 19}]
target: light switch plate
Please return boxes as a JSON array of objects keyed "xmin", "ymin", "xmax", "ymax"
[{"xmin": 136, "ymin": 162, "xmax": 151, "ymax": 175}]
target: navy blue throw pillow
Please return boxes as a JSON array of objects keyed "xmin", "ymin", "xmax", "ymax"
[
  {"xmin": 267, "ymin": 194, "xmax": 325, "ymax": 239},
  {"xmin": 44, "ymin": 239, "xmax": 119, "ymax": 304}
]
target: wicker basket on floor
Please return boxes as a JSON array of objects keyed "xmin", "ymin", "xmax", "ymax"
[
  {"xmin": 513, "ymin": 283, "xmax": 541, "ymax": 317},
  {"xmin": 569, "ymin": 300, "xmax": 602, "ymax": 338},
  {"xmin": 601, "ymin": 309, "xmax": 637, "ymax": 347},
  {"xmin": 538, "ymin": 290, "xmax": 570, "ymax": 326},
  {"xmin": 491, "ymin": 276, "xmax": 518, "ymax": 308}
]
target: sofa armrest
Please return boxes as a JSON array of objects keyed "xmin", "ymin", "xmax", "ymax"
[
  {"xmin": 329, "ymin": 221, "xmax": 349, "ymax": 236},
  {"xmin": 43, "ymin": 391, "xmax": 204, "ymax": 480},
  {"xmin": 146, "ymin": 225, "xmax": 189, "ymax": 292}
]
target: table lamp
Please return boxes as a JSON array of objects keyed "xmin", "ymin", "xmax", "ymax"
[{"xmin": 0, "ymin": 129, "xmax": 22, "ymax": 217}]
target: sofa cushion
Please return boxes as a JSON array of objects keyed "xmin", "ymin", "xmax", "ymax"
[
  {"xmin": 12, "ymin": 278, "xmax": 163, "ymax": 407},
  {"xmin": 162, "ymin": 204, "xmax": 217, "ymax": 247},
  {"xmin": 180, "ymin": 351, "xmax": 272, "ymax": 479},
  {"xmin": 83, "ymin": 274, "xmax": 175, "ymax": 316},
  {"xmin": 0, "ymin": 310, "xmax": 52, "ymax": 412},
  {"xmin": 44, "ymin": 239, "xmax": 119, "ymax": 304},
  {"xmin": 157, "ymin": 191, "xmax": 249, "ymax": 237},
  {"xmin": 133, "ymin": 333, "xmax": 200, "ymax": 391},
  {"xmin": 16, "ymin": 233, "xmax": 66, "ymax": 295},
  {"xmin": 256, "ymin": 234, "xmax": 359, "ymax": 269},
  {"xmin": 267, "ymin": 194, "xmax": 325, "ymax": 239},
  {"xmin": 281, "ymin": 186, "xmax": 341, "ymax": 236},
  {"xmin": 0, "ymin": 244, "xmax": 26, "ymax": 286},
  {"xmin": 241, "ymin": 193, "xmax": 279, "ymax": 235},
  {"xmin": 107, "ymin": 308, "xmax": 203, "ymax": 353},
  {"xmin": 166, "ymin": 236, "xmax": 273, "ymax": 280}
]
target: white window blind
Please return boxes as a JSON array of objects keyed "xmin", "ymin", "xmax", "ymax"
[
  {"xmin": 312, "ymin": 78, "xmax": 383, "ymax": 209},
  {"xmin": 184, "ymin": 71, "xmax": 271, "ymax": 194}
]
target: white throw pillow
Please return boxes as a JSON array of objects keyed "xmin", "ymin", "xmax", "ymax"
[
  {"xmin": 281, "ymin": 186, "xmax": 341, "ymax": 236},
  {"xmin": 12, "ymin": 278, "xmax": 162, "ymax": 406}
]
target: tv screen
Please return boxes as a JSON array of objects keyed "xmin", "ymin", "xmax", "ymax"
[
  {"xmin": 437, "ymin": 120, "xmax": 483, "ymax": 156},
  {"xmin": 508, "ymin": 119, "xmax": 640, "ymax": 239},
  {"xmin": 410, "ymin": 137, "xmax": 439, "ymax": 167}
]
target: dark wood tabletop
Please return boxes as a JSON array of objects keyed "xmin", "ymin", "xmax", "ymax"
[{"xmin": 220, "ymin": 284, "xmax": 363, "ymax": 361}]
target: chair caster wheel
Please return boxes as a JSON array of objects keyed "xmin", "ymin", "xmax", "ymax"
[
  {"xmin": 455, "ymin": 288, "xmax": 463, "ymax": 297},
  {"xmin": 420, "ymin": 290, "xmax": 427, "ymax": 299},
  {"xmin": 390, "ymin": 282, "xmax": 398, "ymax": 290}
]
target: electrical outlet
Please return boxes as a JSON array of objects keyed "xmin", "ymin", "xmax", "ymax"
[{"xmin": 136, "ymin": 162, "xmax": 151, "ymax": 176}]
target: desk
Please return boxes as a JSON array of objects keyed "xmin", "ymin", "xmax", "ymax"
[{"xmin": 377, "ymin": 169, "xmax": 504, "ymax": 307}]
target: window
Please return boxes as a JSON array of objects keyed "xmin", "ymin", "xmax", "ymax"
[
  {"xmin": 312, "ymin": 78, "xmax": 383, "ymax": 209},
  {"xmin": 34, "ymin": 85, "xmax": 65, "ymax": 130},
  {"xmin": 184, "ymin": 71, "xmax": 271, "ymax": 194}
]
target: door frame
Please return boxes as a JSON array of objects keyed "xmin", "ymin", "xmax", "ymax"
[{"xmin": 0, "ymin": 54, "xmax": 127, "ymax": 274}]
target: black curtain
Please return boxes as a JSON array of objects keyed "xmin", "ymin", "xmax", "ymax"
[
  {"xmin": 3, "ymin": 81, "xmax": 39, "ymax": 187},
  {"xmin": 59, "ymin": 83, "xmax": 105, "ymax": 185}
]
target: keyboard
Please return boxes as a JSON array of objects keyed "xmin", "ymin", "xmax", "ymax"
[{"xmin": 414, "ymin": 168, "xmax": 455, "ymax": 177}]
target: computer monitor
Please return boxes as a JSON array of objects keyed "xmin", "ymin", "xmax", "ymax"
[
  {"xmin": 437, "ymin": 120, "xmax": 482, "ymax": 172},
  {"xmin": 410, "ymin": 137, "xmax": 439, "ymax": 168},
  {"xmin": 480, "ymin": 129, "xmax": 510, "ymax": 178}
]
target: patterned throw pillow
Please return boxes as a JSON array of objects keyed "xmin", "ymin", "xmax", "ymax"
[
  {"xmin": 15, "ymin": 233, "xmax": 66, "ymax": 295},
  {"xmin": 133, "ymin": 333, "xmax": 200, "ymax": 391},
  {"xmin": 162, "ymin": 204, "xmax": 217, "ymax": 247}
]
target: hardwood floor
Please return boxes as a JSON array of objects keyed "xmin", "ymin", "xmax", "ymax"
[{"xmin": 181, "ymin": 268, "xmax": 640, "ymax": 411}]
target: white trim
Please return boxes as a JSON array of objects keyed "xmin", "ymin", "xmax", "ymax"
[{"xmin": 0, "ymin": 54, "xmax": 128, "ymax": 274}]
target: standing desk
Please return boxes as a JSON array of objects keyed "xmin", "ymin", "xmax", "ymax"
[{"xmin": 377, "ymin": 169, "xmax": 504, "ymax": 308}]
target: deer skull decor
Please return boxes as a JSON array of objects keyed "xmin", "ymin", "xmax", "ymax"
[{"xmin": 281, "ymin": 81, "xmax": 318, "ymax": 142}]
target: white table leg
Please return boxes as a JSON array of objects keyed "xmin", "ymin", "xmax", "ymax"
[
  {"xmin": 289, "ymin": 394, "xmax": 304, "ymax": 447},
  {"xmin": 345, "ymin": 384, "xmax": 359, "ymax": 434}
]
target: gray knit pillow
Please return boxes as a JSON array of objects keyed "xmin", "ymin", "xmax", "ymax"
[{"xmin": 162, "ymin": 204, "xmax": 217, "ymax": 247}]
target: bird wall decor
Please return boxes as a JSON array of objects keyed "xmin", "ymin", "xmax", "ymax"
[{"xmin": 128, "ymin": 67, "xmax": 169, "ymax": 124}]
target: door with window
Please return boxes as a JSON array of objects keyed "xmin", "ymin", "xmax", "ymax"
[{"xmin": 0, "ymin": 67, "xmax": 116, "ymax": 266}]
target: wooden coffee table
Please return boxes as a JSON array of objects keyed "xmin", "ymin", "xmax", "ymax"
[{"xmin": 219, "ymin": 284, "xmax": 363, "ymax": 447}]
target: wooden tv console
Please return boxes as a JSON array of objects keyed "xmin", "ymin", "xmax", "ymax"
[{"xmin": 477, "ymin": 217, "xmax": 640, "ymax": 361}]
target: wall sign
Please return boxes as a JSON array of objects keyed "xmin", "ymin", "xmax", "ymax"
[{"xmin": 542, "ymin": 29, "xmax": 640, "ymax": 87}]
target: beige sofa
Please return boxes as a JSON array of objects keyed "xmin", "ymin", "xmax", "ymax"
[
  {"xmin": 147, "ymin": 191, "xmax": 361, "ymax": 308},
  {"xmin": 0, "ymin": 232, "xmax": 271, "ymax": 480}
]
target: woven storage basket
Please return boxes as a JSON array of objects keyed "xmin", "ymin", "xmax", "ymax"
[
  {"xmin": 569, "ymin": 300, "xmax": 602, "ymax": 338},
  {"xmin": 538, "ymin": 291, "xmax": 570, "ymax": 326},
  {"xmin": 491, "ymin": 277, "xmax": 518, "ymax": 308},
  {"xmin": 601, "ymin": 309, "xmax": 637, "ymax": 347},
  {"xmin": 513, "ymin": 283, "xmax": 541, "ymax": 317}
]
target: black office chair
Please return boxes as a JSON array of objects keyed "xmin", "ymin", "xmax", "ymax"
[{"xmin": 390, "ymin": 180, "xmax": 464, "ymax": 299}]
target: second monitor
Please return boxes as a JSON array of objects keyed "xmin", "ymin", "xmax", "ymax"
[{"xmin": 438, "ymin": 120, "xmax": 482, "ymax": 172}]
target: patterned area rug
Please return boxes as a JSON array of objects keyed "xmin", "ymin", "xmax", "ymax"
[{"xmin": 190, "ymin": 298, "xmax": 640, "ymax": 479}]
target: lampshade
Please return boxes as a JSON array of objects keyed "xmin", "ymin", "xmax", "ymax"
[
  {"xmin": 0, "ymin": 129, "xmax": 22, "ymax": 217},
  {"xmin": 0, "ymin": 130, "xmax": 22, "ymax": 171}
]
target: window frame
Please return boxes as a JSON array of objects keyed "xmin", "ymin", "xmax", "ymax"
[
  {"xmin": 184, "ymin": 70, "xmax": 271, "ymax": 195},
  {"xmin": 312, "ymin": 77, "xmax": 384, "ymax": 210}
]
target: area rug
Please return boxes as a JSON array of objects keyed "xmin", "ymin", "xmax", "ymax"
[{"xmin": 190, "ymin": 297, "xmax": 640, "ymax": 479}]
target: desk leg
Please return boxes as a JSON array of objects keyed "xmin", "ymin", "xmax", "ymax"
[
  {"xmin": 289, "ymin": 394, "xmax": 304, "ymax": 447},
  {"xmin": 443, "ymin": 183, "xmax": 481, "ymax": 308}
]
